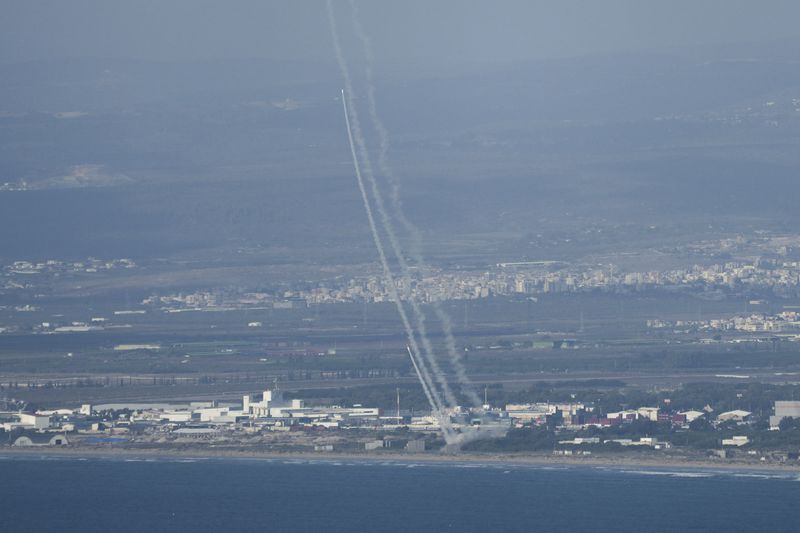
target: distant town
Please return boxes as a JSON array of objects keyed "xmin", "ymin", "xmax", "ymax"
[
  {"xmin": 5, "ymin": 234, "xmax": 800, "ymax": 315},
  {"xmin": 122, "ymin": 255, "xmax": 800, "ymax": 308}
]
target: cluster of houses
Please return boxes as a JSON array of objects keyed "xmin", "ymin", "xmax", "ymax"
[
  {"xmin": 502, "ymin": 401, "xmax": 752, "ymax": 430},
  {"xmin": 507, "ymin": 401, "xmax": 800, "ymax": 453},
  {"xmin": 648, "ymin": 310, "xmax": 800, "ymax": 335},
  {"xmin": 500, "ymin": 401, "xmax": 773, "ymax": 452}
]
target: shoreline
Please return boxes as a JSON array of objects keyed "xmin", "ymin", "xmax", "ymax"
[{"xmin": 3, "ymin": 446, "xmax": 800, "ymax": 474}]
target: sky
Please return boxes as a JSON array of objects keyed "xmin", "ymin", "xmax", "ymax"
[
  {"xmin": 1, "ymin": 0, "xmax": 799, "ymax": 68},
  {"xmin": 1, "ymin": 1, "xmax": 800, "ymax": 261}
]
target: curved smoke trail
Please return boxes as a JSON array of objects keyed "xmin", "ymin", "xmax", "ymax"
[
  {"xmin": 340, "ymin": 88, "xmax": 453, "ymax": 440},
  {"xmin": 347, "ymin": 0, "xmax": 482, "ymax": 408},
  {"xmin": 326, "ymin": 0, "xmax": 461, "ymax": 413},
  {"xmin": 326, "ymin": 1, "xmax": 455, "ymax": 441}
]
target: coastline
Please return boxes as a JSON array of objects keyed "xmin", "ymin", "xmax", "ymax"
[{"xmin": 3, "ymin": 446, "xmax": 800, "ymax": 474}]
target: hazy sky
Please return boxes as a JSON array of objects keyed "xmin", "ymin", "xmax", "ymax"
[{"xmin": 2, "ymin": 0, "xmax": 799, "ymax": 67}]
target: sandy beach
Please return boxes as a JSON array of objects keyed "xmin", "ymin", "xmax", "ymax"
[{"xmin": 3, "ymin": 445, "xmax": 800, "ymax": 474}]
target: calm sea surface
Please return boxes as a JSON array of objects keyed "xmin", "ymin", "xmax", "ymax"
[{"xmin": 1, "ymin": 455, "xmax": 799, "ymax": 532}]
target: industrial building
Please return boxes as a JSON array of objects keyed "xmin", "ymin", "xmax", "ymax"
[
  {"xmin": 770, "ymin": 401, "xmax": 800, "ymax": 429},
  {"xmin": 1, "ymin": 412, "xmax": 51, "ymax": 431}
]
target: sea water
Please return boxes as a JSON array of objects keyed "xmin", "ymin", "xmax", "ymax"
[{"xmin": 1, "ymin": 455, "xmax": 799, "ymax": 532}]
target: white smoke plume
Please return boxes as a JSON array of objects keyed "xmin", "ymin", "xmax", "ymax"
[
  {"xmin": 346, "ymin": 0, "xmax": 483, "ymax": 409},
  {"xmin": 327, "ymin": 1, "xmax": 456, "ymax": 441},
  {"xmin": 340, "ymin": 87, "xmax": 454, "ymax": 440},
  {"xmin": 326, "ymin": 0, "xmax": 460, "ymax": 411}
]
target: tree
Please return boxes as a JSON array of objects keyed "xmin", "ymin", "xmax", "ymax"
[
  {"xmin": 689, "ymin": 417, "xmax": 713, "ymax": 432},
  {"xmin": 779, "ymin": 417, "xmax": 800, "ymax": 432}
]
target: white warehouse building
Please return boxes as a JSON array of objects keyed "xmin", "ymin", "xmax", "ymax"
[
  {"xmin": 770, "ymin": 401, "xmax": 800, "ymax": 429},
  {"xmin": 243, "ymin": 389, "xmax": 304, "ymax": 418}
]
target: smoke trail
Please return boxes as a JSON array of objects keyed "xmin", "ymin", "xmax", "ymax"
[
  {"xmin": 326, "ymin": 0, "xmax": 460, "ymax": 413},
  {"xmin": 347, "ymin": 0, "xmax": 482, "ymax": 408},
  {"xmin": 340, "ymin": 87, "xmax": 454, "ymax": 441},
  {"xmin": 406, "ymin": 345, "xmax": 445, "ymax": 426},
  {"xmin": 327, "ymin": 3, "xmax": 455, "ymax": 441},
  {"xmin": 333, "ymin": 23, "xmax": 459, "ymax": 413}
]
